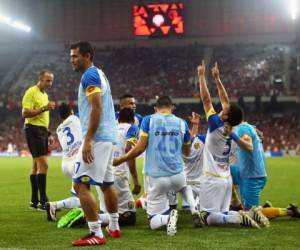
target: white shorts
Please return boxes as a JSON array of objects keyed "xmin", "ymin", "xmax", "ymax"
[
  {"xmin": 146, "ymin": 171, "xmax": 186, "ymax": 217},
  {"xmin": 181, "ymin": 182, "xmax": 201, "ymax": 208},
  {"xmin": 61, "ymin": 158, "xmax": 76, "ymax": 179},
  {"xmin": 199, "ymin": 175, "xmax": 232, "ymax": 213},
  {"xmin": 73, "ymin": 141, "xmax": 114, "ymax": 186}
]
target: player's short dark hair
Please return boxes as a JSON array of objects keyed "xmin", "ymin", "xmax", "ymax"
[
  {"xmin": 69, "ymin": 41, "xmax": 94, "ymax": 61},
  {"xmin": 39, "ymin": 69, "xmax": 53, "ymax": 79},
  {"xmin": 118, "ymin": 108, "xmax": 135, "ymax": 123},
  {"xmin": 155, "ymin": 96, "xmax": 173, "ymax": 108},
  {"xmin": 226, "ymin": 104, "xmax": 244, "ymax": 126},
  {"xmin": 120, "ymin": 94, "xmax": 134, "ymax": 100},
  {"xmin": 58, "ymin": 103, "xmax": 72, "ymax": 120}
]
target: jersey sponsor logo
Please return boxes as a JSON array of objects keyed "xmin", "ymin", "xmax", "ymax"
[
  {"xmin": 80, "ymin": 176, "xmax": 91, "ymax": 182},
  {"xmin": 154, "ymin": 131, "xmax": 179, "ymax": 136}
]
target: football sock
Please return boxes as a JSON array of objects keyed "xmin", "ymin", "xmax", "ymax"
[
  {"xmin": 88, "ymin": 221, "xmax": 103, "ymax": 238},
  {"xmin": 181, "ymin": 186, "xmax": 196, "ymax": 214},
  {"xmin": 261, "ymin": 207, "xmax": 287, "ymax": 218},
  {"xmin": 207, "ymin": 211, "xmax": 241, "ymax": 225},
  {"xmin": 37, "ymin": 174, "xmax": 47, "ymax": 204},
  {"xmin": 55, "ymin": 197, "xmax": 81, "ymax": 209},
  {"xmin": 108, "ymin": 213, "xmax": 119, "ymax": 230},
  {"xmin": 98, "ymin": 213, "xmax": 109, "ymax": 225},
  {"xmin": 30, "ymin": 174, "xmax": 38, "ymax": 204},
  {"xmin": 150, "ymin": 214, "xmax": 169, "ymax": 230}
]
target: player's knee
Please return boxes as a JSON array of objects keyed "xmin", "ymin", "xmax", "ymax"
[{"xmin": 119, "ymin": 211, "xmax": 136, "ymax": 226}]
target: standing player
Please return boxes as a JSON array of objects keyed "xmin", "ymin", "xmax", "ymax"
[
  {"xmin": 115, "ymin": 94, "xmax": 143, "ymax": 126},
  {"xmin": 97, "ymin": 108, "xmax": 141, "ymax": 226},
  {"xmin": 70, "ymin": 41, "xmax": 119, "ymax": 246},
  {"xmin": 114, "ymin": 96, "xmax": 202, "ymax": 236},
  {"xmin": 22, "ymin": 70, "xmax": 55, "ymax": 210},
  {"xmin": 46, "ymin": 103, "xmax": 82, "ymax": 222},
  {"xmin": 197, "ymin": 61, "xmax": 260, "ymax": 228}
]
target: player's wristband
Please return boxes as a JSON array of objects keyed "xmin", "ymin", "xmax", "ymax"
[{"xmin": 230, "ymin": 133, "xmax": 239, "ymax": 142}]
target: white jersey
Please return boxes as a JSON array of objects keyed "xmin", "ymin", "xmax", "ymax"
[
  {"xmin": 113, "ymin": 123, "xmax": 139, "ymax": 177},
  {"xmin": 183, "ymin": 134, "xmax": 205, "ymax": 183},
  {"xmin": 229, "ymin": 140, "xmax": 238, "ymax": 165},
  {"xmin": 202, "ymin": 113, "xmax": 232, "ymax": 178},
  {"xmin": 57, "ymin": 115, "xmax": 82, "ymax": 162}
]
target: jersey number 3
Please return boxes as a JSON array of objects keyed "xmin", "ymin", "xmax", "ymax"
[{"xmin": 63, "ymin": 127, "xmax": 75, "ymax": 146}]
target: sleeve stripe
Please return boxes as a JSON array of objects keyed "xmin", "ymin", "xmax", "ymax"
[
  {"xmin": 206, "ymin": 107, "xmax": 216, "ymax": 121},
  {"xmin": 85, "ymin": 86, "xmax": 101, "ymax": 96},
  {"xmin": 139, "ymin": 131, "xmax": 148, "ymax": 137}
]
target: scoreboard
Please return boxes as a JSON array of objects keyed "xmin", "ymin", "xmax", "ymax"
[{"xmin": 133, "ymin": 3, "xmax": 184, "ymax": 37}]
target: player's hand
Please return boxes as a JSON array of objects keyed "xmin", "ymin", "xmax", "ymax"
[
  {"xmin": 82, "ymin": 138, "xmax": 94, "ymax": 164},
  {"xmin": 197, "ymin": 60, "xmax": 206, "ymax": 77},
  {"xmin": 188, "ymin": 112, "xmax": 200, "ymax": 125},
  {"xmin": 47, "ymin": 101, "xmax": 56, "ymax": 110},
  {"xmin": 212, "ymin": 62, "xmax": 220, "ymax": 81},
  {"xmin": 113, "ymin": 157, "xmax": 122, "ymax": 166},
  {"xmin": 132, "ymin": 184, "xmax": 141, "ymax": 195}
]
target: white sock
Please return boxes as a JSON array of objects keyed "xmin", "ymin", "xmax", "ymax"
[
  {"xmin": 55, "ymin": 197, "xmax": 81, "ymax": 209},
  {"xmin": 88, "ymin": 221, "xmax": 103, "ymax": 238},
  {"xmin": 98, "ymin": 213, "xmax": 109, "ymax": 225},
  {"xmin": 150, "ymin": 214, "xmax": 170, "ymax": 230},
  {"xmin": 180, "ymin": 186, "xmax": 196, "ymax": 214},
  {"xmin": 108, "ymin": 213, "xmax": 119, "ymax": 231},
  {"xmin": 207, "ymin": 212, "xmax": 241, "ymax": 225}
]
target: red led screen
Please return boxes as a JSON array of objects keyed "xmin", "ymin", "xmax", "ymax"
[{"xmin": 133, "ymin": 3, "xmax": 184, "ymax": 37}]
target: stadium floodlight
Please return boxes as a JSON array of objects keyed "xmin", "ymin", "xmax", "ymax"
[
  {"xmin": 290, "ymin": 0, "xmax": 298, "ymax": 20},
  {"xmin": 0, "ymin": 14, "xmax": 31, "ymax": 32}
]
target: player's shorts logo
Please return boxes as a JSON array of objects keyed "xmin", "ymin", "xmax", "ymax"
[
  {"xmin": 128, "ymin": 201, "xmax": 135, "ymax": 209},
  {"xmin": 80, "ymin": 176, "xmax": 91, "ymax": 182}
]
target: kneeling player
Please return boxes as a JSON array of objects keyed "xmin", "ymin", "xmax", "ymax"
[
  {"xmin": 46, "ymin": 103, "xmax": 82, "ymax": 221},
  {"xmin": 97, "ymin": 108, "xmax": 141, "ymax": 226}
]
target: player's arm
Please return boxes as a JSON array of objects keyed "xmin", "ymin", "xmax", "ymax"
[
  {"xmin": 211, "ymin": 62, "xmax": 230, "ymax": 115},
  {"xmin": 113, "ymin": 116, "xmax": 150, "ymax": 166},
  {"xmin": 125, "ymin": 141, "xmax": 141, "ymax": 195},
  {"xmin": 198, "ymin": 60, "xmax": 214, "ymax": 115},
  {"xmin": 82, "ymin": 92, "xmax": 102, "ymax": 163},
  {"xmin": 188, "ymin": 112, "xmax": 200, "ymax": 138},
  {"xmin": 182, "ymin": 120, "xmax": 192, "ymax": 156},
  {"xmin": 230, "ymin": 132, "xmax": 253, "ymax": 153}
]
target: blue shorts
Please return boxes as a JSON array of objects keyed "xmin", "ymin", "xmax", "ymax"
[{"xmin": 230, "ymin": 165, "xmax": 266, "ymax": 209}]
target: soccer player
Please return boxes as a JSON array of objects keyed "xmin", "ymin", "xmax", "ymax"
[
  {"xmin": 22, "ymin": 70, "xmax": 55, "ymax": 210},
  {"xmin": 114, "ymin": 96, "xmax": 202, "ymax": 236},
  {"xmin": 115, "ymin": 94, "xmax": 143, "ymax": 127},
  {"xmin": 70, "ymin": 41, "xmax": 120, "ymax": 246},
  {"xmin": 197, "ymin": 61, "xmax": 260, "ymax": 228},
  {"xmin": 46, "ymin": 103, "xmax": 82, "ymax": 222},
  {"xmin": 97, "ymin": 108, "xmax": 141, "ymax": 226}
]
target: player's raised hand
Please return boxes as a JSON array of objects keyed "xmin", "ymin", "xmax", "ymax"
[
  {"xmin": 197, "ymin": 60, "xmax": 206, "ymax": 77},
  {"xmin": 188, "ymin": 112, "xmax": 200, "ymax": 125},
  {"xmin": 212, "ymin": 62, "xmax": 220, "ymax": 81}
]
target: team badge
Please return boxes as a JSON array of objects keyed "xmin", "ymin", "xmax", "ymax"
[
  {"xmin": 194, "ymin": 143, "xmax": 200, "ymax": 150},
  {"xmin": 80, "ymin": 176, "xmax": 91, "ymax": 182}
]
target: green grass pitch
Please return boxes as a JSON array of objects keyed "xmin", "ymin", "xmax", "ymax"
[{"xmin": 0, "ymin": 156, "xmax": 299, "ymax": 249}]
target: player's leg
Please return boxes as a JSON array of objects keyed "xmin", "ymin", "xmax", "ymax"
[
  {"xmin": 100, "ymin": 142, "xmax": 121, "ymax": 238},
  {"xmin": 167, "ymin": 190, "xmax": 178, "ymax": 209}
]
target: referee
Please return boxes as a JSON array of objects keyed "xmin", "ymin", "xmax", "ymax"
[{"xmin": 22, "ymin": 70, "xmax": 55, "ymax": 210}]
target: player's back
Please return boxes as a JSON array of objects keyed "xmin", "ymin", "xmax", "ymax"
[
  {"xmin": 56, "ymin": 114, "xmax": 82, "ymax": 161},
  {"xmin": 114, "ymin": 122, "xmax": 139, "ymax": 176},
  {"xmin": 236, "ymin": 123, "xmax": 266, "ymax": 178},
  {"xmin": 78, "ymin": 66, "xmax": 117, "ymax": 143},
  {"xmin": 142, "ymin": 113, "xmax": 190, "ymax": 177},
  {"xmin": 183, "ymin": 134, "xmax": 205, "ymax": 183},
  {"xmin": 203, "ymin": 113, "xmax": 232, "ymax": 178}
]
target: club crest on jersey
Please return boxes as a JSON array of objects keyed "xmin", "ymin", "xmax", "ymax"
[
  {"xmin": 80, "ymin": 176, "xmax": 91, "ymax": 182},
  {"xmin": 194, "ymin": 142, "xmax": 200, "ymax": 150}
]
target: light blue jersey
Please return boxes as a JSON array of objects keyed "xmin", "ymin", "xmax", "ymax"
[
  {"xmin": 140, "ymin": 113, "xmax": 191, "ymax": 177},
  {"xmin": 78, "ymin": 66, "xmax": 117, "ymax": 143},
  {"xmin": 235, "ymin": 122, "xmax": 266, "ymax": 178}
]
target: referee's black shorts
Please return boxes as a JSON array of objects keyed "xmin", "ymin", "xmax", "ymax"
[{"xmin": 24, "ymin": 124, "xmax": 48, "ymax": 158}]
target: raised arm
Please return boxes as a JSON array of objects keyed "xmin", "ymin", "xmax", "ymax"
[
  {"xmin": 212, "ymin": 62, "xmax": 229, "ymax": 114},
  {"xmin": 198, "ymin": 60, "xmax": 214, "ymax": 115},
  {"xmin": 188, "ymin": 112, "xmax": 200, "ymax": 138}
]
